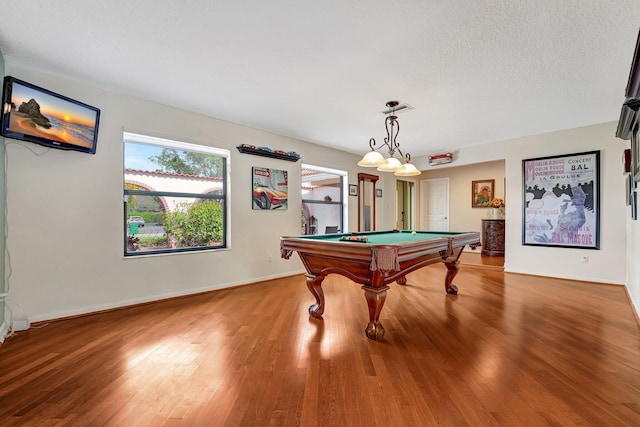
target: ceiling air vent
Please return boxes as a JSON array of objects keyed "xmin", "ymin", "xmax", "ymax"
[{"xmin": 382, "ymin": 103, "xmax": 413, "ymax": 115}]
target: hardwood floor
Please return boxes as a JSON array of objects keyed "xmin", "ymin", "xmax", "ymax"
[
  {"xmin": 459, "ymin": 251, "xmax": 504, "ymax": 271},
  {"xmin": 1, "ymin": 265, "xmax": 639, "ymax": 426}
]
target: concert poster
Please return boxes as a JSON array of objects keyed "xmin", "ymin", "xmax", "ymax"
[{"xmin": 522, "ymin": 151, "xmax": 600, "ymax": 249}]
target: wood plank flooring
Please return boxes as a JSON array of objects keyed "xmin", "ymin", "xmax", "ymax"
[
  {"xmin": 1, "ymin": 264, "xmax": 639, "ymax": 426},
  {"xmin": 459, "ymin": 251, "xmax": 504, "ymax": 271}
]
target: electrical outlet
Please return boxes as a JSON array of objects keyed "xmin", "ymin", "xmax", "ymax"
[{"xmin": 581, "ymin": 255, "xmax": 589, "ymax": 264}]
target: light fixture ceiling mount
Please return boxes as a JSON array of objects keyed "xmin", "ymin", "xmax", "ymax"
[{"xmin": 357, "ymin": 100, "xmax": 421, "ymax": 176}]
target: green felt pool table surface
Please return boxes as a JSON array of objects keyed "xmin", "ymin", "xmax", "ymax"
[{"xmin": 297, "ymin": 230, "xmax": 470, "ymax": 245}]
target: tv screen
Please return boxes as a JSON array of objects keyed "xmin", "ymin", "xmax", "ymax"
[{"xmin": 1, "ymin": 76, "xmax": 100, "ymax": 154}]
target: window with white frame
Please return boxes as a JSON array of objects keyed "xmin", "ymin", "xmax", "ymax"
[
  {"xmin": 301, "ymin": 165, "xmax": 347, "ymax": 235},
  {"xmin": 123, "ymin": 132, "xmax": 229, "ymax": 256}
]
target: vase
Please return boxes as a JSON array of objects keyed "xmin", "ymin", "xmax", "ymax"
[{"xmin": 488, "ymin": 207, "xmax": 505, "ymax": 219}]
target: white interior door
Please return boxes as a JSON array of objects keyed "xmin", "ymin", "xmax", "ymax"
[{"xmin": 420, "ymin": 178, "xmax": 449, "ymax": 231}]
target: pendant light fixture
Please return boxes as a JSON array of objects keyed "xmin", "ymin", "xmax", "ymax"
[{"xmin": 357, "ymin": 101, "xmax": 421, "ymax": 176}]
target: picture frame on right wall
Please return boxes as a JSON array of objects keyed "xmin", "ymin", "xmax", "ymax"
[
  {"xmin": 626, "ymin": 173, "xmax": 634, "ymax": 206},
  {"xmin": 629, "ymin": 125, "xmax": 640, "ymax": 221},
  {"xmin": 633, "ymin": 127, "xmax": 640, "ymax": 183},
  {"xmin": 522, "ymin": 150, "xmax": 600, "ymax": 249}
]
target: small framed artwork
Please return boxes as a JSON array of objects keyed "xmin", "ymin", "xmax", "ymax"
[
  {"xmin": 376, "ymin": 188, "xmax": 383, "ymax": 198},
  {"xmin": 624, "ymin": 148, "xmax": 632, "ymax": 174},
  {"xmin": 471, "ymin": 179, "xmax": 495, "ymax": 208},
  {"xmin": 633, "ymin": 127, "xmax": 640, "ymax": 183},
  {"xmin": 349, "ymin": 184, "xmax": 358, "ymax": 196}
]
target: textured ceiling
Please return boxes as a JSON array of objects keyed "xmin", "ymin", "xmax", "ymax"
[{"xmin": 1, "ymin": 1, "xmax": 639, "ymax": 158}]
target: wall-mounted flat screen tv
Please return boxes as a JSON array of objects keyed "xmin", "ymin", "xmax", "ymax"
[
  {"xmin": 1, "ymin": 76, "xmax": 100, "ymax": 154},
  {"xmin": 625, "ymin": 29, "xmax": 640, "ymax": 100}
]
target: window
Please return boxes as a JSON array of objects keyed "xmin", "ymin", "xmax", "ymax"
[
  {"xmin": 301, "ymin": 165, "xmax": 347, "ymax": 234},
  {"xmin": 124, "ymin": 132, "xmax": 229, "ymax": 256}
]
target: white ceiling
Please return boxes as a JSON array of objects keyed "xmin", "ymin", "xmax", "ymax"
[{"xmin": 1, "ymin": 1, "xmax": 639, "ymax": 158}]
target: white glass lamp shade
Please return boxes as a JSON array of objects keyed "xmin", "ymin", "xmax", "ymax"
[
  {"xmin": 394, "ymin": 162, "xmax": 421, "ymax": 176},
  {"xmin": 376, "ymin": 156, "xmax": 403, "ymax": 172},
  {"xmin": 357, "ymin": 150, "xmax": 387, "ymax": 167}
]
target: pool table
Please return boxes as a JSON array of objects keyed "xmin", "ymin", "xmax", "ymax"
[{"xmin": 280, "ymin": 230, "xmax": 481, "ymax": 340}]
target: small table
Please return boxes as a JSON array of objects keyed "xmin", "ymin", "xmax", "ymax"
[{"xmin": 280, "ymin": 230, "xmax": 481, "ymax": 340}]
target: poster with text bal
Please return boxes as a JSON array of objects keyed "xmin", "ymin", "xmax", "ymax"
[{"xmin": 523, "ymin": 151, "xmax": 599, "ymax": 249}]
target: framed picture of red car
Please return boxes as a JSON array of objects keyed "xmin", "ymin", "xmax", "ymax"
[{"xmin": 252, "ymin": 166, "xmax": 288, "ymax": 210}]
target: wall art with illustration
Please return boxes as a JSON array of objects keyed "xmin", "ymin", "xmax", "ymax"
[
  {"xmin": 471, "ymin": 179, "xmax": 494, "ymax": 208},
  {"xmin": 522, "ymin": 151, "xmax": 599, "ymax": 249}
]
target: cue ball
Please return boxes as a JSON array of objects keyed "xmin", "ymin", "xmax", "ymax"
[{"xmin": 412, "ymin": 231, "xmax": 416, "ymax": 235}]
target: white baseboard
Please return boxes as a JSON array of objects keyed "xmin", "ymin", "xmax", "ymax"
[
  {"xmin": 503, "ymin": 268, "xmax": 625, "ymax": 286},
  {"xmin": 0, "ymin": 321, "xmax": 9, "ymax": 343}
]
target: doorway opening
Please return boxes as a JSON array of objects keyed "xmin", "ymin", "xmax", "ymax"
[{"xmin": 396, "ymin": 180, "xmax": 415, "ymax": 230}]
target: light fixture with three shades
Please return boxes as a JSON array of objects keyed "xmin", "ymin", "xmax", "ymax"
[{"xmin": 357, "ymin": 100, "xmax": 421, "ymax": 176}]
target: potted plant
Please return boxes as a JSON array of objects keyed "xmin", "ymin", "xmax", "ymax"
[{"xmin": 489, "ymin": 198, "xmax": 505, "ymax": 219}]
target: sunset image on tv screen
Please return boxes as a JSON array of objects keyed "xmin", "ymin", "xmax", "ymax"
[{"xmin": 7, "ymin": 82, "xmax": 98, "ymax": 149}]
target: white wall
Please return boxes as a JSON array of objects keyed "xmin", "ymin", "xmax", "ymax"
[
  {"xmin": 3, "ymin": 65, "xmax": 397, "ymax": 324},
  {"xmin": 4, "ymin": 64, "xmax": 634, "ymax": 325},
  {"xmin": 415, "ymin": 122, "xmax": 628, "ymax": 286},
  {"xmin": 503, "ymin": 124, "xmax": 626, "ymax": 284},
  {"xmin": 625, "ymin": 150, "xmax": 640, "ymax": 313},
  {"xmin": 629, "ymin": 220, "xmax": 640, "ymax": 313},
  {"xmin": 0, "ymin": 50, "xmax": 6, "ymax": 341}
]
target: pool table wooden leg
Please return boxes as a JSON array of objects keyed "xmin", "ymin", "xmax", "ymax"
[
  {"xmin": 443, "ymin": 246, "xmax": 465, "ymax": 294},
  {"xmin": 443, "ymin": 259, "xmax": 460, "ymax": 295},
  {"xmin": 305, "ymin": 274, "xmax": 325, "ymax": 318},
  {"xmin": 362, "ymin": 285, "xmax": 390, "ymax": 340}
]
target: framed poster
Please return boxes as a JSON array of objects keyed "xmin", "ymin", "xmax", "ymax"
[
  {"xmin": 349, "ymin": 184, "xmax": 358, "ymax": 196},
  {"xmin": 252, "ymin": 167, "xmax": 288, "ymax": 210},
  {"xmin": 633, "ymin": 126, "xmax": 640, "ymax": 183},
  {"xmin": 471, "ymin": 179, "xmax": 495, "ymax": 208},
  {"xmin": 624, "ymin": 148, "xmax": 632, "ymax": 174},
  {"xmin": 522, "ymin": 151, "xmax": 600, "ymax": 249}
]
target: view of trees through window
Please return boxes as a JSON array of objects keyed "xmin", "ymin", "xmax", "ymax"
[{"xmin": 124, "ymin": 133, "xmax": 228, "ymax": 255}]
